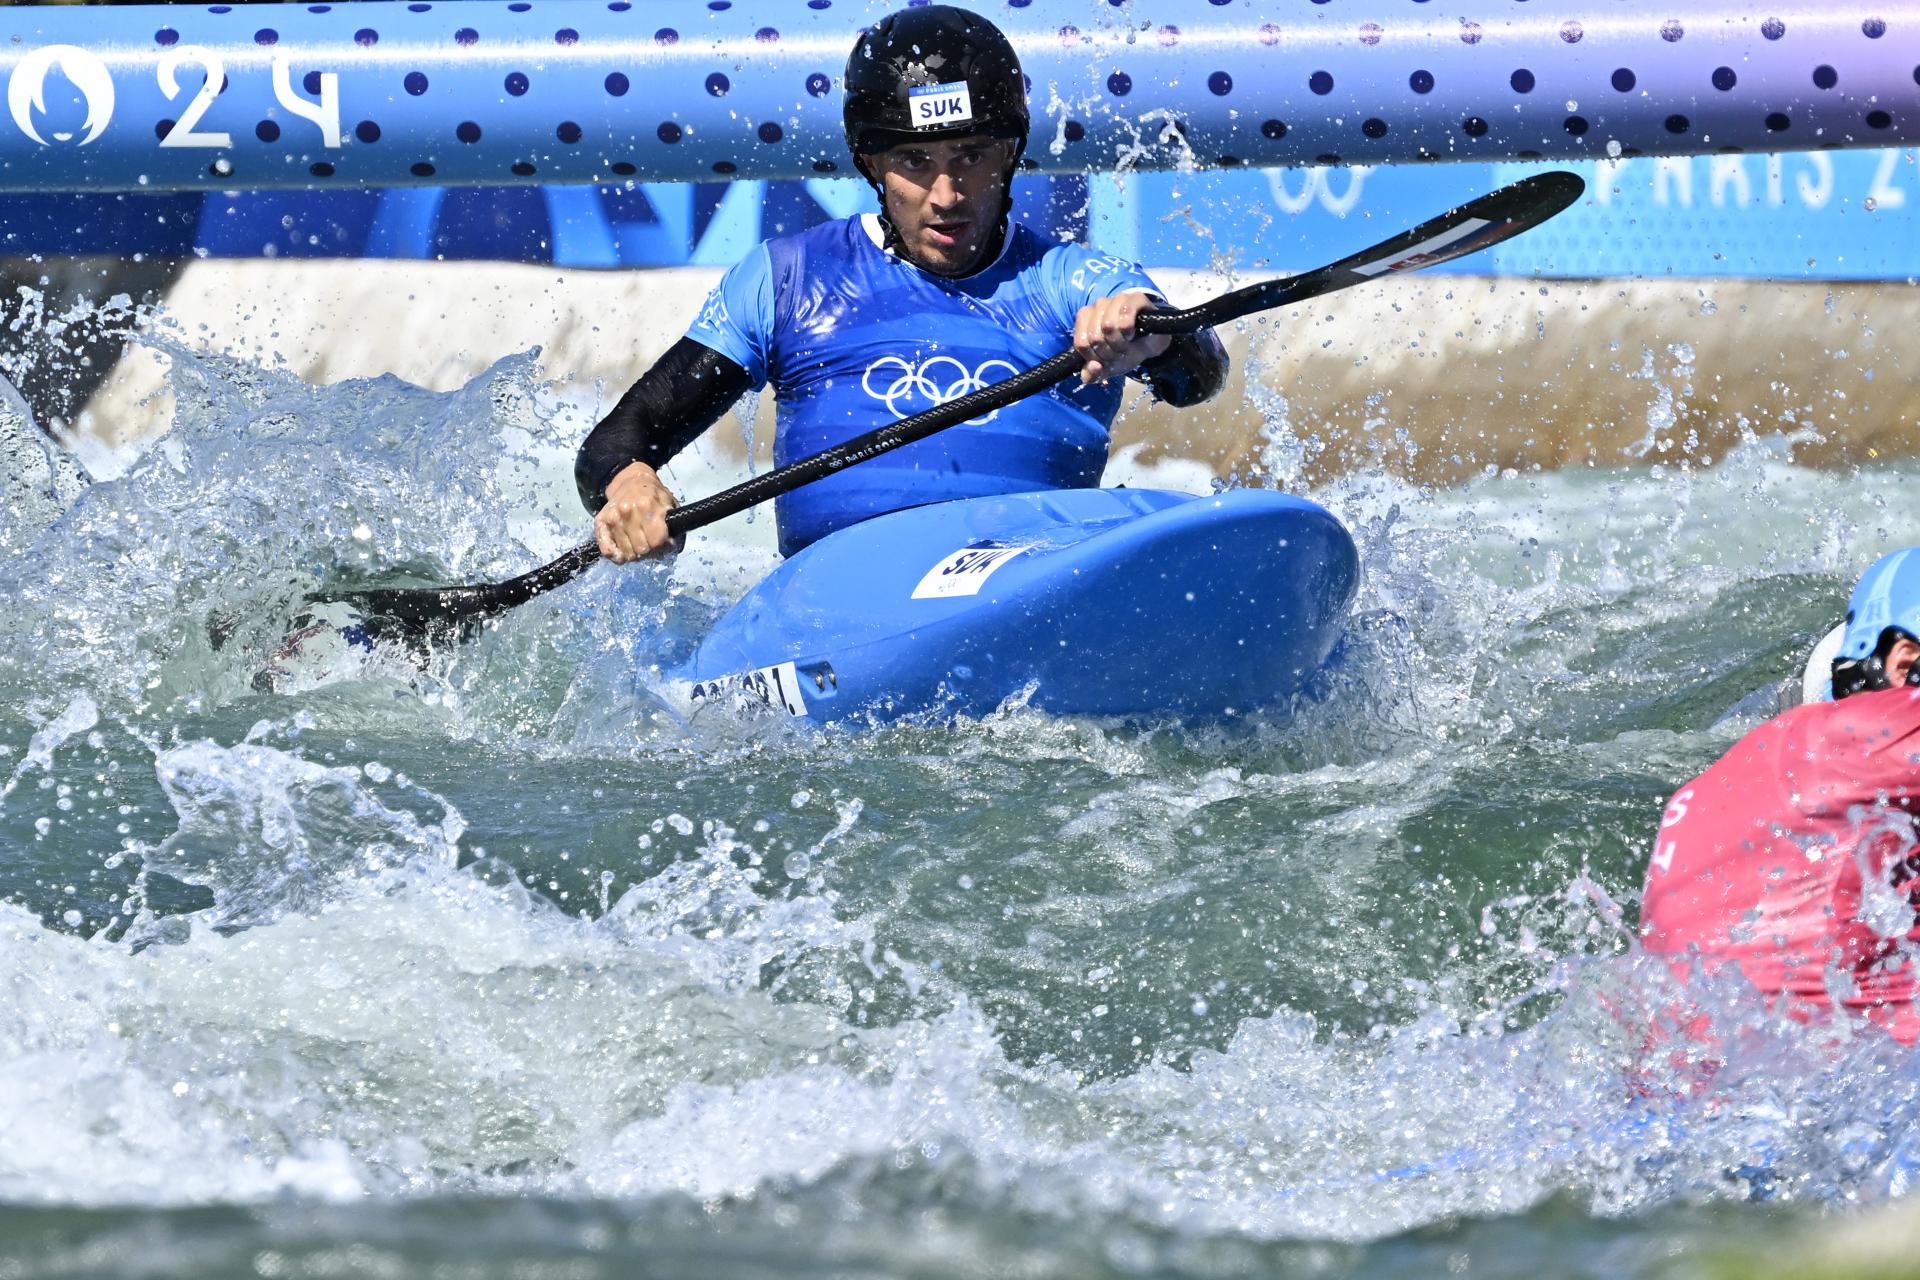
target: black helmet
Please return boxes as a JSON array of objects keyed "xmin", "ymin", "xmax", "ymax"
[{"xmin": 842, "ymin": 6, "xmax": 1029, "ymax": 163}]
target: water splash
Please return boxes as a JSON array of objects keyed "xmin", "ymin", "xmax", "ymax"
[
  {"xmin": 1627, "ymin": 342, "xmax": 1697, "ymax": 459},
  {"xmin": 3, "ymin": 324, "xmax": 1920, "ymax": 1275}
]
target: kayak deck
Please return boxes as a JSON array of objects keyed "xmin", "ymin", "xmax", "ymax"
[{"xmin": 671, "ymin": 487, "xmax": 1359, "ymax": 723}]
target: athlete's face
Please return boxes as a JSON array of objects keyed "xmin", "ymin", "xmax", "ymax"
[
  {"xmin": 861, "ymin": 136, "xmax": 1016, "ymax": 277},
  {"xmin": 1889, "ymin": 634, "xmax": 1920, "ymax": 687}
]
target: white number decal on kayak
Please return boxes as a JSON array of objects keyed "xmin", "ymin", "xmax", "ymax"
[
  {"xmin": 911, "ymin": 544, "xmax": 1030, "ymax": 600},
  {"xmin": 689, "ymin": 661, "xmax": 809, "ymax": 716}
]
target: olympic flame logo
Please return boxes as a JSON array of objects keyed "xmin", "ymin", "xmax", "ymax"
[
  {"xmin": 862, "ymin": 354, "xmax": 1019, "ymax": 424},
  {"xmin": 8, "ymin": 44, "xmax": 115, "ymax": 146}
]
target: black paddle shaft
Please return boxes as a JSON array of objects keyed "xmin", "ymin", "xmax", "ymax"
[{"xmin": 323, "ymin": 170, "xmax": 1585, "ymax": 639}]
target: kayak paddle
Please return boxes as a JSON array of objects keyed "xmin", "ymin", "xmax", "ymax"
[{"xmin": 314, "ymin": 169, "xmax": 1585, "ymax": 647}]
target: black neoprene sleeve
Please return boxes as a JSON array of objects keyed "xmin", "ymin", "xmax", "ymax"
[{"xmin": 574, "ymin": 337, "xmax": 756, "ymax": 513}]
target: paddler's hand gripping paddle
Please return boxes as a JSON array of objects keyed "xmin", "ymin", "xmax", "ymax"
[{"xmin": 315, "ymin": 170, "xmax": 1585, "ymax": 648}]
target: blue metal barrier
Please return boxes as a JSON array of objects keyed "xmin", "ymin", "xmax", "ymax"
[{"xmin": 0, "ymin": 2, "xmax": 1910, "ymax": 192}]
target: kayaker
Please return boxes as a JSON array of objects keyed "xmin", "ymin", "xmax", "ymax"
[
  {"xmin": 575, "ymin": 4, "xmax": 1228, "ymax": 563},
  {"xmin": 1639, "ymin": 547, "xmax": 1920, "ymax": 1043}
]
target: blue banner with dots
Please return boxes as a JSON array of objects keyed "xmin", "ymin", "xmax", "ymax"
[
  {"xmin": 0, "ymin": 0, "xmax": 1911, "ymax": 277},
  {"xmin": 0, "ymin": 2, "xmax": 1911, "ymax": 191},
  {"xmin": 0, "ymin": 152, "xmax": 1911, "ymax": 279}
]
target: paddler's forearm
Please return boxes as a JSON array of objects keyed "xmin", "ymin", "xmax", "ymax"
[
  {"xmin": 1137, "ymin": 330, "xmax": 1228, "ymax": 408},
  {"xmin": 575, "ymin": 338, "xmax": 755, "ymax": 512}
]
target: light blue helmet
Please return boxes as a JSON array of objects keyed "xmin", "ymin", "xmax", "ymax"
[{"xmin": 1832, "ymin": 548, "xmax": 1920, "ymax": 698}]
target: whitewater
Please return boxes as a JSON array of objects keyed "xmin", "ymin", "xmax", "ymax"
[{"xmin": 2, "ymin": 271, "xmax": 1918, "ymax": 1278}]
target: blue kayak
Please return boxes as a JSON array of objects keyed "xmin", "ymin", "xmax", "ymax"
[{"xmin": 670, "ymin": 487, "xmax": 1359, "ymax": 724}]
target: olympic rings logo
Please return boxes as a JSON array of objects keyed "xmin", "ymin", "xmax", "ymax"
[{"xmin": 862, "ymin": 354, "xmax": 1020, "ymax": 423}]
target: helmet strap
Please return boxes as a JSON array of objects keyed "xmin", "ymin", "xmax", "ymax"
[{"xmin": 988, "ymin": 138, "xmax": 1025, "ymax": 254}]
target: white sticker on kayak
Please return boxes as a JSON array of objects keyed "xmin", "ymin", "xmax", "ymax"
[
  {"xmin": 1351, "ymin": 217, "xmax": 1494, "ymax": 276},
  {"xmin": 688, "ymin": 661, "xmax": 809, "ymax": 717},
  {"xmin": 911, "ymin": 544, "xmax": 1029, "ymax": 599}
]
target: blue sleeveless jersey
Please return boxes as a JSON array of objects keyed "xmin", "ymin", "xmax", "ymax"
[{"xmin": 686, "ymin": 216, "xmax": 1165, "ymax": 556}]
